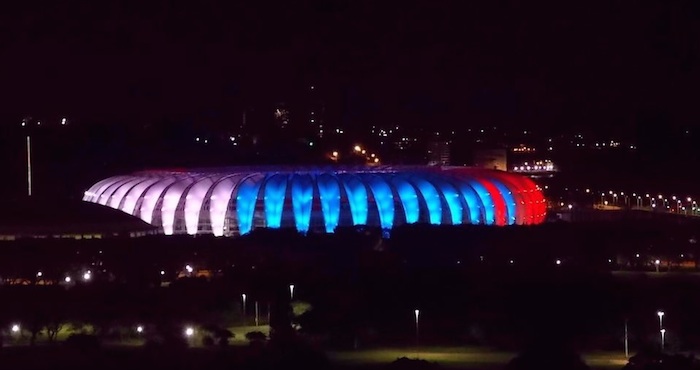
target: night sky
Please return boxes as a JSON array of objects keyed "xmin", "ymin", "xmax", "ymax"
[{"xmin": 1, "ymin": 1, "xmax": 699, "ymax": 134}]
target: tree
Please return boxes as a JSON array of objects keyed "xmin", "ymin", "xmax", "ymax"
[
  {"xmin": 45, "ymin": 320, "xmax": 64, "ymax": 343},
  {"xmin": 245, "ymin": 331, "xmax": 267, "ymax": 342},
  {"xmin": 505, "ymin": 346, "xmax": 590, "ymax": 370},
  {"xmin": 215, "ymin": 329, "xmax": 234, "ymax": 347},
  {"xmin": 387, "ymin": 357, "xmax": 441, "ymax": 370}
]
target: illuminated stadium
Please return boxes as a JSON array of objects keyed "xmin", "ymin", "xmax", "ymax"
[{"xmin": 82, "ymin": 166, "xmax": 546, "ymax": 236}]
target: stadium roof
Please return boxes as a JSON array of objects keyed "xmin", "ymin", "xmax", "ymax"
[{"xmin": 84, "ymin": 166, "xmax": 546, "ymax": 237}]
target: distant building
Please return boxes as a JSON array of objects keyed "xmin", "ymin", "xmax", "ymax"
[
  {"xmin": 473, "ymin": 149, "xmax": 507, "ymax": 171},
  {"xmin": 427, "ymin": 140, "xmax": 451, "ymax": 166}
]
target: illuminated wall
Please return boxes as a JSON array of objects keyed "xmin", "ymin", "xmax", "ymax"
[{"xmin": 83, "ymin": 167, "xmax": 546, "ymax": 236}]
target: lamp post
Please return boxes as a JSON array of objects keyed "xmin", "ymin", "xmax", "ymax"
[
  {"xmin": 660, "ymin": 329, "xmax": 666, "ymax": 351},
  {"xmin": 657, "ymin": 311, "xmax": 664, "ymax": 329},
  {"xmin": 414, "ymin": 309, "xmax": 420, "ymax": 358},
  {"xmin": 26, "ymin": 135, "xmax": 32, "ymax": 196},
  {"xmin": 624, "ymin": 319, "xmax": 629, "ymax": 359},
  {"xmin": 289, "ymin": 284, "xmax": 295, "ymax": 300},
  {"xmin": 255, "ymin": 301, "xmax": 259, "ymax": 327},
  {"xmin": 241, "ymin": 293, "xmax": 247, "ymax": 324}
]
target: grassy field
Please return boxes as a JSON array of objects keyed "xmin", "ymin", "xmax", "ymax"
[
  {"xmin": 4, "ymin": 326, "xmax": 630, "ymax": 369},
  {"xmin": 328, "ymin": 347, "xmax": 629, "ymax": 369}
]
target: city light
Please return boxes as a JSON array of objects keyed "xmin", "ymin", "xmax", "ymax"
[
  {"xmin": 354, "ymin": 145, "xmax": 362, "ymax": 152},
  {"xmin": 11, "ymin": 324, "xmax": 20, "ymax": 333},
  {"xmin": 185, "ymin": 327, "xmax": 194, "ymax": 337},
  {"xmin": 64, "ymin": 276, "xmax": 71, "ymax": 283},
  {"xmin": 160, "ymin": 270, "xmax": 165, "ymax": 275},
  {"xmin": 36, "ymin": 271, "xmax": 42, "ymax": 277},
  {"xmin": 331, "ymin": 151, "xmax": 338, "ymax": 157},
  {"xmin": 61, "ymin": 118, "xmax": 67, "ymax": 125},
  {"xmin": 555, "ymin": 259, "xmax": 562, "ymax": 265},
  {"xmin": 185, "ymin": 265, "xmax": 193, "ymax": 273},
  {"xmin": 136, "ymin": 325, "xmax": 144, "ymax": 333}
]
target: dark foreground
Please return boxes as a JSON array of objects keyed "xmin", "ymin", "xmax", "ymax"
[{"xmin": 0, "ymin": 345, "xmax": 628, "ymax": 370}]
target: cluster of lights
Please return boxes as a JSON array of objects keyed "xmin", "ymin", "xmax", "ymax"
[
  {"xmin": 394, "ymin": 136, "xmax": 417, "ymax": 150},
  {"xmin": 372, "ymin": 125, "xmax": 401, "ymax": 138},
  {"xmin": 593, "ymin": 190, "xmax": 698, "ymax": 213},
  {"xmin": 512, "ymin": 160, "xmax": 556, "ymax": 172},
  {"xmin": 352, "ymin": 145, "xmax": 380, "ymax": 164},
  {"xmin": 592, "ymin": 140, "xmax": 625, "ymax": 148},
  {"xmin": 21, "ymin": 117, "xmax": 68, "ymax": 127},
  {"xmin": 512, "ymin": 145, "xmax": 536, "ymax": 153}
]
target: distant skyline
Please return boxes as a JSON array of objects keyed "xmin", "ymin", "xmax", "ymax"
[{"xmin": 0, "ymin": 1, "xmax": 698, "ymax": 135}]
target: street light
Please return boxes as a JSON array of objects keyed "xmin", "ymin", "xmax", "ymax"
[
  {"xmin": 660, "ymin": 329, "xmax": 666, "ymax": 351},
  {"xmin": 289, "ymin": 284, "xmax": 295, "ymax": 300},
  {"xmin": 255, "ymin": 301, "xmax": 260, "ymax": 327},
  {"xmin": 654, "ymin": 259, "xmax": 660, "ymax": 273},
  {"xmin": 11, "ymin": 324, "xmax": 20, "ymax": 333},
  {"xmin": 241, "ymin": 293, "xmax": 247, "ymax": 323},
  {"xmin": 624, "ymin": 319, "xmax": 629, "ymax": 359},
  {"xmin": 136, "ymin": 325, "xmax": 144, "ymax": 333},
  {"xmin": 657, "ymin": 311, "xmax": 664, "ymax": 329},
  {"xmin": 414, "ymin": 309, "xmax": 420, "ymax": 358},
  {"xmin": 184, "ymin": 327, "xmax": 194, "ymax": 337}
]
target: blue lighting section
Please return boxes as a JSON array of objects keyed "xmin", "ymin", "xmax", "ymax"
[
  {"xmin": 338, "ymin": 174, "xmax": 368, "ymax": 225},
  {"xmin": 291, "ymin": 174, "xmax": 314, "ymax": 233},
  {"xmin": 316, "ymin": 174, "xmax": 341, "ymax": 233},
  {"xmin": 467, "ymin": 180, "xmax": 495, "ymax": 225},
  {"xmin": 362, "ymin": 175, "xmax": 394, "ymax": 229},
  {"xmin": 452, "ymin": 182, "xmax": 483, "ymax": 224},
  {"xmin": 490, "ymin": 180, "xmax": 517, "ymax": 225},
  {"xmin": 263, "ymin": 174, "xmax": 288, "ymax": 228},
  {"xmin": 409, "ymin": 177, "xmax": 442, "ymax": 225},
  {"xmin": 428, "ymin": 177, "xmax": 463, "ymax": 225},
  {"xmin": 391, "ymin": 177, "xmax": 420, "ymax": 224},
  {"xmin": 236, "ymin": 176, "xmax": 263, "ymax": 235}
]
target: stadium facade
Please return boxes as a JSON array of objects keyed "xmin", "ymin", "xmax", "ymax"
[{"xmin": 83, "ymin": 166, "xmax": 546, "ymax": 236}]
